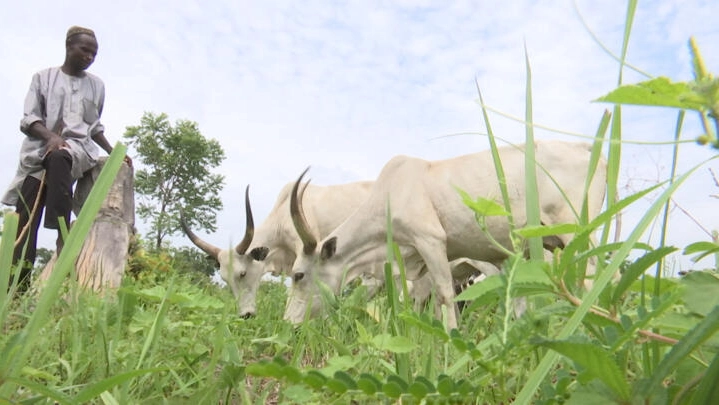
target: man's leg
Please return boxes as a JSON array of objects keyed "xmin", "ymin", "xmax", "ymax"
[
  {"xmin": 11, "ymin": 176, "xmax": 44, "ymax": 293},
  {"xmin": 42, "ymin": 150, "xmax": 73, "ymax": 252}
]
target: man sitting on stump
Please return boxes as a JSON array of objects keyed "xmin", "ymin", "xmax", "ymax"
[{"xmin": 2, "ymin": 25, "xmax": 131, "ymax": 293}]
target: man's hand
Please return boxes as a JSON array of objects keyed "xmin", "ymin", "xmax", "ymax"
[
  {"xmin": 44, "ymin": 133, "xmax": 68, "ymax": 156},
  {"xmin": 28, "ymin": 122, "xmax": 67, "ymax": 157}
]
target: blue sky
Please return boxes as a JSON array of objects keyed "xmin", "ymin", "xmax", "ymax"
[{"xmin": 1, "ymin": 0, "xmax": 718, "ymax": 272}]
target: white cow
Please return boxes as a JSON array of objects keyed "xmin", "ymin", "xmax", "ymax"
[
  {"xmin": 181, "ymin": 180, "xmax": 373, "ymax": 318},
  {"xmin": 285, "ymin": 140, "xmax": 607, "ymax": 330}
]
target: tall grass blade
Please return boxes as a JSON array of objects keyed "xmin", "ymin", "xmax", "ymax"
[
  {"xmin": 136, "ymin": 282, "xmax": 173, "ymax": 370},
  {"xmin": 0, "ymin": 213, "xmax": 19, "ymax": 320},
  {"xmin": 612, "ymin": 246, "xmax": 678, "ymax": 302},
  {"xmin": 515, "ymin": 156, "xmax": 718, "ymax": 404},
  {"xmin": 384, "ymin": 200, "xmax": 410, "ymax": 382},
  {"xmin": 73, "ymin": 367, "xmax": 167, "ymax": 403},
  {"xmin": 0, "ymin": 144, "xmax": 126, "ymax": 398},
  {"xmin": 475, "ymin": 79, "xmax": 515, "ymax": 234},
  {"xmin": 3, "ymin": 376, "xmax": 73, "ymax": 405},
  {"xmin": 655, "ymin": 111, "xmax": 684, "ymax": 296},
  {"xmin": 523, "ymin": 45, "xmax": 542, "ymax": 260}
]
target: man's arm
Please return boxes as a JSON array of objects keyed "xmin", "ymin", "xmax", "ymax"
[
  {"xmin": 91, "ymin": 132, "xmax": 113, "ymax": 154},
  {"xmin": 93, "ymin": 132, "xmax": 132, "ymax": 166}
]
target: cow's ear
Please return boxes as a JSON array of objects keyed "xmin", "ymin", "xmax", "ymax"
[
  {"xmin": 250, "ymin": 247, "xmax": 269, "ymax": 261},
  {"xmin": 320, "ymin": 237, "xmax": 337, "ymax": 260}
]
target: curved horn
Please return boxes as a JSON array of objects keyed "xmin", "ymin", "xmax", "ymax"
[
  {"xmin": 235, "ymin": 185, "xmax": 254, "ymax": 255},
  {"xmin": 290, "ymin": 167, "xmax": 317, "ymax": 254},
  {"xmin": 179, "ymin": 208, "xmax": 221, "ymax": 259}
]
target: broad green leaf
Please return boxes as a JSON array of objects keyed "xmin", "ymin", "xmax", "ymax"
[
  {"xmin": 398, "ymin": 312, "xmax": 449, "ymax": 342},
  {"xmin": 514, "ymin": 223, "xmax": 579, "ymax": 239},
  {"xmin": 303, "ymin": 370, "xmax": 327, "ymax": 390},
  {"xmin": 683, "ymin": 241, "xmax": 719, "ymax": 255},
  {"xmin": 610, "ymin": 289, "xmax": 684, "ymax": 351},
  {"xmin": 652, "ymin": 312, "xmax": 702, "ymax": 335},
  {"xmin": 454, "ymin": 273, "xmax": 503, "ymax": 302},
  {"xmin": 639, "ymin": 305, "xmax": 719, "ymax": 397},
  {"xmin": 514, "ymin": 259, "xmax": 554, "ymax": 287},
  {"xmin": 325, "ymin": 378, "xmax": 349, "ymax": 394},
  {"xmin": 624, "ymin": 275, "xmax": 679, "ymax": 296},
  {"xmin": 414, "ymin": 376, "xmax": 436, "ymax": 393},
  {"xmin": 456, "ymin": 379, "xmax": 475, "ymax": 396},
  {"xmin": 436, "ymin": 374, "xmax": 455, "ymax": 396},
  {"xmin": 612, "ymin": 246, "xmax": 678, "ymax": 302},
  {"xmin": 219, "ymin": 364, "xmax": 245, "ymax": 388},
  {"xmin": 533, "ymin": 338, "xmax": 630, "ymax": 401},
  {"xmin": 333, "ymin": 370, "xmax": 358, "ymax": 390},
  {"xmin": 371, "ymin": 334, "xmax": 417, "ymax": 353},
  {"xmin": 689, "ymin": 350, "xmax": 719, "ymax": 405},
  {"xmin": 596, "ymin": 77, "xmax": 707, "ymax": 111},
  {"xmin": 456, "ymin": 188, "xmax": 510, "ymax": 217},
  {"xmin": 382, "ymin": 381, "xmax": 403, "ymax": 398},
  {"xmin": 456, "ymin": 260, "xmax": 554, "ymax": 303},
  {"xmin": 283, "ymin": 366, "xmax": 303, "ymax": 384},
  {"xmin": 319, "ymin": 355, "xmax": 359, "ymax": 377},
  {"xmin": 681, "ymin": 271, "xmax": 719, "ymax": 316},
  {"xmin": 281, "ymin": 385, "xmax": 315, "ymax": 403},
  {"xmin": 565, "ymin": 381, "xmax": 623, "ymax": 405},
  {"xmin": 408, "ymin": 381, "xmax": 429, "ymax": 399},
  {"xmin": 387, "ymin": 374, "xmax": 408, "ymax": 391},
  {"xmin": 357, "ymin": 373, "xmax": 383, "ymax": 395},
  {"xmin": 683, "ymin": 241, "xmax": 719, "ymax": 263}
]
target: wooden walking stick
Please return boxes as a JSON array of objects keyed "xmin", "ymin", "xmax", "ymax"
[
  {"xmin": 14, "ymin": 124, "xmax": 64, "ymax": 249},
  {"xmin": 13, "ymin": 173, "xmax": 47, "ymax": 249}
]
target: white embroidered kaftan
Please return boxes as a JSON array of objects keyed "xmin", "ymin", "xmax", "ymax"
[{"xmin": 2, "ymin": 66, "xmax": 105, "ymax": 206}]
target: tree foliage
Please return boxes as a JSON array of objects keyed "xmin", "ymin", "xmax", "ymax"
[{"xmin": 124, "ymin": 112, "xmax": 226, "ymax": 249}]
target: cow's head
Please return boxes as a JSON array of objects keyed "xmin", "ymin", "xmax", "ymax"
[
  {"xmin": 284, "ymin": 168, "xmax": 346, "ymax": 324},
  {"xmin": 180, "ymin": 186, "xmax": 269, "ymax": 318}
]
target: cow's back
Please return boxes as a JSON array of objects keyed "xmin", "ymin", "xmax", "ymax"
[{"xmin": 380, "ymin": 141, "xmax": 606, "ymax": 261}]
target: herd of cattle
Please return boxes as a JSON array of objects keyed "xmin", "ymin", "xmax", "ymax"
[{"xmin": 181, "ymin": 140, "xmax": 608, "ymax": 330}]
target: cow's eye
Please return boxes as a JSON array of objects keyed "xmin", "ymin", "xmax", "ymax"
[{"xmin": 293, "ymin": 272, "xmax": 305, "ymax": 283}]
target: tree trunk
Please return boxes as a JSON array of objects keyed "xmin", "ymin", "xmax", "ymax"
[{"xmin": 40, "ymin": 158, "xmax": 135, "ymax": 291}]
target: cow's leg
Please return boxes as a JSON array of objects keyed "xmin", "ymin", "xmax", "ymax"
[{"xmin": 415, "ymin": 242, "xmax": 458, "ymax": 331}]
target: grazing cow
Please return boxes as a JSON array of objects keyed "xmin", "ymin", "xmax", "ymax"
[
  {"xmin": 181, "ymin": 181, "xmax": 373, "ymax": 318},
  {"xmin": 285, "ymin": 140, "xmax": 607, "ymax": 330}
]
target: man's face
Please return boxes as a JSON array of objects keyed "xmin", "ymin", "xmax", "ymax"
[{"xmin": 66, "ymin": 34, "xmax": 98, "ymax": 72}]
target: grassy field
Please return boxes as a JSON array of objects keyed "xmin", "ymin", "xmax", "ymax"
[
  {"xmin": 2, "ymin": 115, "xmax": 718, "ymax": 404},
  {"xmin": 3, "ymin": 1, "xmax": 719, "ymax": 402}
]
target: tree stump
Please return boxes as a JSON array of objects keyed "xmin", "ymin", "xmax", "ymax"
[{"xmin": 39, "ymin": 157, "xmax": 135, "ymax": 291}]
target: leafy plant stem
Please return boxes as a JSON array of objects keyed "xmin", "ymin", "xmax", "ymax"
[{"xmin": 558, "ymin": 280, "xmax": 678, "ymax": 345}]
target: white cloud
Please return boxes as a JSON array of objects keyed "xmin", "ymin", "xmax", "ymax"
[{"xmin": 1, "ymin": 0, "xmax": 718, "ymax": 272}]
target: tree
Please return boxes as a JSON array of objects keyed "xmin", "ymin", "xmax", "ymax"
[
  {"xmin": 34, "ymin": 248, "xmax": 54, "ymax": 269},
  {"xmin": 124, "ymin": 112, "xmax": 225, "ymax": 249}
]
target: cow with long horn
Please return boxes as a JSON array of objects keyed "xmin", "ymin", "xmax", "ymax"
[
  {"xmin": 285, "ymin": 140, "xmax": 608, "ymax": 330},
  {"xmin": 180, "ymin": 185, "xmax": 261, "ymax": 318},
  {"xmin": 181, "ymin": 179, "xmax": 375, "ymax": 318}
]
